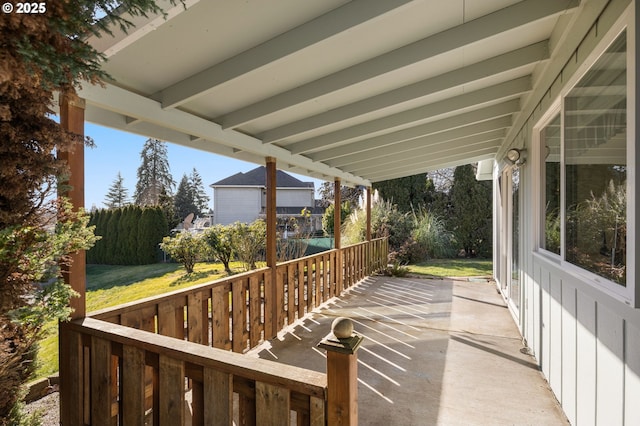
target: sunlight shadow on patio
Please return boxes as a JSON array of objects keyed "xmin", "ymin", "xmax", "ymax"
[
  {"xmin": 248, "ymin": 276, "xmax": 567, "ymax": 425},
  {"xmin": 249, "ymin": 276, "xmax": 451, "ymax": 424}
]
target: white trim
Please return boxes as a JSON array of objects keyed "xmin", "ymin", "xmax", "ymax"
[{"xmin": 532, "ymin": 101, "xmax": 561, "ymax": 259}]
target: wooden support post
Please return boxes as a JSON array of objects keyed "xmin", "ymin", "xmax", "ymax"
[
  {"xmin": 366, "ymin": 187, "xmax": 372, "ymax": 275},
  {"xmin": 366, "ymin": 187, "xmax": 372, "ymax": 242},
  {"xmin": 333, "ymin": 179, "xmax": 341, "ymax": 250},
  {"xmin": 58, "ymin": 92, "xmax": 86, "ymax": 319},
  {"xmin": 265, "ymin": 157, "xmax": 278, "ymax": 338},
  {"xmin": 333, "ymin": 179, "xmax": 342, "ymax": 293},
  {"xmin": 59, "ymin": 325, "xmax": 84, "ymax": 425},
  {"xmin": 318, "ymin": 318, "xmax": 363, "ymax": 426}
]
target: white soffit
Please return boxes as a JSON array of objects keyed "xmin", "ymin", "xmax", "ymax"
[{"xmin": 80, "ymin": 0, "xmax": 582, "ymax": 186}]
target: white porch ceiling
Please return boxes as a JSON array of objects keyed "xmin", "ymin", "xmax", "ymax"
[{"xmin": 78, "ymin": 0, "xmax": 582, "ymax": 186}]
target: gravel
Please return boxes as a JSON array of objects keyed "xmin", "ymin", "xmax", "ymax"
[{"xmin": 23, "ymin": 391, "xmax": 60, "ymax": 426}]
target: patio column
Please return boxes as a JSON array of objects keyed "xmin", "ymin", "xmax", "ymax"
[
  {"xmin": 265, "ymin": 157, "xmax": 278, "ymax": 338},
  {"xmin": 334, "ymin": 179, "xmax": 342, "ymax": 293},
  {"xmin": 366, "ymin": 186, "xmax": 372, "ymax": 242},
  {"xmin": 58, "ymin": 92, "xmax": 86, "ymax": 319},
  {"xmin": 333, "ymin": 178, "xmax": 341, "ymax": 249},
  {"xmin": 365, "ymin": 186, "xmax": 373, "ymax": 275}
]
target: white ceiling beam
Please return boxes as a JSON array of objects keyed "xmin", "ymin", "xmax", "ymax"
[
  {"xmin": 79, "ymin": 82, "xmax": 370, "ymax": 186},
  {"xmin": 344, "ymin": 134, "xmax": 504, "ymax": 174},
  {"xmin": 308, "ymin": 99, "xmax": 518, "ymax": 161},
  {"xmin": 365, "ymin": 146, "xmax": 499, "ymax": 179},
  {"xmin": 221, "ymin": 0, "xmax": 577, "ymax": 130},
  {"xmin": 289, "ymin": 76, "xmax": 531, "ymax": 153},
  {"xmin": 367, "ymin": 150, "xmax": 499, "ymax": 181},
  {"xmin": 260, "ymin": 41, "xmax": 548, "ymax": 143},
  {"xmin": 87, "ymin": 0, "xmax": 202, "ymax": 58},
  {"xmin": 156, "ymin": 0, "xmax": 413, "ymax": 109},
  {"xmin": 498, "ymin": 0, "xmax": 609, "ymax": 159},
  {"xmin": 328, "ymin": 120, "xmax": 508, "ymax": 168},
  {"xmin": 369, "ymin": 153, "xmax": 497, "ymax": 182}
]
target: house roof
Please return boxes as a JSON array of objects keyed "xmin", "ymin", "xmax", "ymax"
[
  {"xmin": 75, "ymin": 0, "xmax": 585, "ymax": 186},
  {"xmin": 211, "ymin": 166, "xmax": 314, "ymax": 188}
]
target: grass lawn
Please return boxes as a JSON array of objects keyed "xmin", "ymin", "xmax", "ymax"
[
  {"xmin": 408, "ymin": 258, "xmax": 493, "ymax": 278},
  {"xmin": 35, "ymin": 261, "xmax": 244, "ymax": 380}
]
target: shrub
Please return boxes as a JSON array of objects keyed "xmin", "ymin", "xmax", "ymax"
[
  {"xmin": 230, "ymin": 220, "xmax": 266, "ymax": 271},
  {"xmin": 381, "ymin": 262, "xmax": 410, "ymax": 277},
  {"xmin": 160, "ymin": 232, "xmax": 206, "ymax": 274},
  {"xmin": 343, "ymin": 197, "xmax": 412, "ymax": 253},
  {"xmin": 202, "ymin": 224, "xmax": 234, "ymax": 274},
  {"xmin": 322, "ymin": 201, "xmax": 352, "ymax": 236},
  {"xmin": 276, "ymin": 213, "xmax": 312, "ymax": 262},
  {"xmin": 411, "ymin": 208, "xmax": 456, "ymax": 259}
]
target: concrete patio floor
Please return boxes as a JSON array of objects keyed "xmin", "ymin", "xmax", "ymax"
[{"xmin": 248, "ymin": 276, "xmax": 568, "ymax": 425}]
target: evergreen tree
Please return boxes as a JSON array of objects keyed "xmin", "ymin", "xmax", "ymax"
[
  {"xmin": 174, "ymin": 174, "xmax": 199, "ymax": 222},
  {"xmin": 134, "ymin": 138, "xmax": 175, "ymax": 206},
  {"xmin": 190, "ymin": 168, "xmax": 210, "ymax": 215},
  {"xmin": 104, "ymin": 172, "xmax": 130, "ymax": 208},
  {"xmin": 106, "ymin": 209, "xmax": 122, "ymax": 264},
  {"xmin": 90, "ymin": 209, "xmax": 107, "ymax": 263},
  {"xmin": 118, "ymin": 206, "xmax": 140, "ymax": 264},
  {"xmin": 137, "ymin": 207, "xmax": 168, "ymax": 264},
  {"xmin": 158, "ymin": 187, "xmax": 179, "ymax": 230},
  {"xmin": 0, "ymin": 1, "xmax": 175, "ymax": 413},
  {"xmin": 448, "ymin": 164, "xmax": 493, "ymax": 257},
  {"xmin": 373, "ymin": 174, "xmax": 436, "ymax": 213}
]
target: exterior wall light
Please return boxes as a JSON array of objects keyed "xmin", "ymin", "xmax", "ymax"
[{"xmin": 506, "ymin": 148, "xmax": 526, "ymax": 165}]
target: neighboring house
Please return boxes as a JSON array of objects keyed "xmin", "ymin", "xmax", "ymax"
[{"xmin": 210, "ymin": 166, "xmax": 324, "ymax": 233}]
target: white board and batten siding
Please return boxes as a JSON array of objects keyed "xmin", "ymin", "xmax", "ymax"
[
  {"xmin": 495, "ymin": 0, "xmax": 640, "ymax": 424},
  {"xmin": 530, "ymin": 256, "xmax": 640, "ymax": 425}
]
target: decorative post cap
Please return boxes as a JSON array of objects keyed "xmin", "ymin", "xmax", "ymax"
[{"xmin": 318, "ymin": 317, "xmax": 364, "ymax": 354}]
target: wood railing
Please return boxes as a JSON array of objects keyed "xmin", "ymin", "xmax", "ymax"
[
  {"xmin": 89, "ymin": 238, "xmax": 388, "ymax": 354},
  {"xmin": 60, "ymin": 317, "xmax": 327, "ymax": 425},
  {"xmin": 59, "ymin": 238, "xmax": 388, "ymax": 425}
]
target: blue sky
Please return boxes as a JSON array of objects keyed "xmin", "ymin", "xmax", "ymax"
[{"xmin": 84, "ymin": 123, "xmax": 326, "ymax": 210}]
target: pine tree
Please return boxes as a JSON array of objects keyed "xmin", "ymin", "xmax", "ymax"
[
  {"xmin": 134, "ymin": 138, "xmax": 175, "ymax": 206},
  {"xmin": 448, "ymin": 164, "xmax": 493, "ymax": 257},
  {"xmin": 190, "ymin": 168, "xmax": 210, "ymax": 215},
  {"xmin": 174, "ymin": 174, "xmax": 198, "ymax": 223},
  {"xmin": 104, "ymin": 172, "xmax": 130, "ymax": 208},
  {"xmin": 159, "ymin": 187, "xmax": 179, "ymax": 230},
  {"xmin": 0, "ymin": 2, "xmax": 173, "ymax": 418}
]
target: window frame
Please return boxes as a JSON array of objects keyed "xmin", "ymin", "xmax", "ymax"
[
  {"xmin": 535, "ymin": 105, "xmax": 562, "ymax": 261},
  {"xmin": 533, "ymin": 5, "xmax": 636, "ymax": 306}
]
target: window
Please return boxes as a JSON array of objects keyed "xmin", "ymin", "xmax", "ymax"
[
  {"xmin": 536, "ymin": 19, "xmax": 633, "ymax": 301},
  {"xmin": 540, "ymin": 113, "xmax": 561, "ymax": 255},
  {"xmin": 510, "ymin": 167, "xmax": 520, "ymax": 310},
  {"xmin": 564, "ymin": 30, "xmax": 627, "ymax": 286}
]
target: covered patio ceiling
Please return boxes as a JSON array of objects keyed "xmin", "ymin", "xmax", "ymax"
[{"xmin": 77, "ymin": 0, "xmax": 582, "ymax": 187}]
